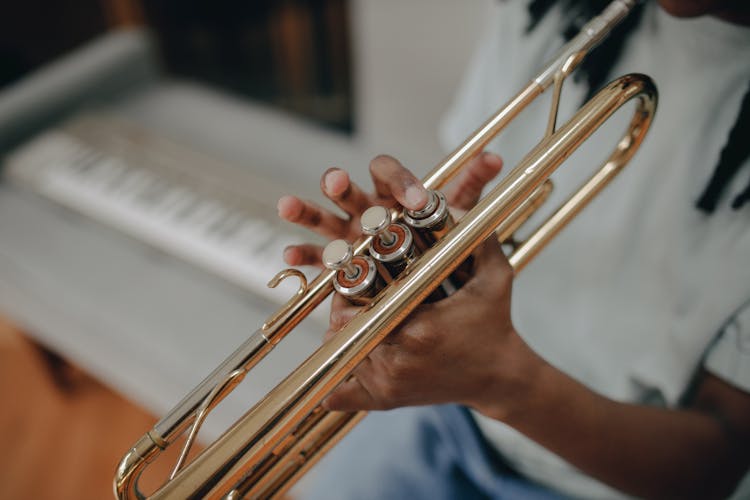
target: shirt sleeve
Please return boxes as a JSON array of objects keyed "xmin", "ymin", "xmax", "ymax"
[{"xmin": 704, "ymin": 301, "xmax": 750, "ymax": 393}]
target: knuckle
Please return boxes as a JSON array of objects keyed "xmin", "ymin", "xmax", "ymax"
[
  {"xmin": 496, "ymin": 263, "xmax": 514, "ymax": 288},
  {"xmin": 335, "ymin": 217, "xmax": 352, "ymax": 236},
  {"xmin": 464, "ymin": 167, "xmax": 485, "ymax": 190},
  {"xmin": 329, "ymin": 309, "xmax": 346, "ymax": 330},
  {"xmin": 305, "ymin": 207, "xmax": 322, "ymax": 227},
  {"xmin": 328, "ymin": 308, "xmax": 341, "ymax": 327},
  {"xmin": 326, "ymin": 389, "xmax": 348, "ymax": 411},
  {"xmin": 376, "ymin": 378, "xmax": 400, "ymax": 405},
  {"xmin": 284, "ymin": 205, "xmax": 303, "ymax": 223},
  {"xmin": 370, "ymin": 396, "xmax": 388, "ymax": 411},
  {"xmin": 380, "ymin": 354, "xmax": 399, "ymax": 381},
  {"xmin": 305, "ymin": 246, "xmax": 323, "ymax": 263},
  {"xmin": 379, "ymin": 400, "xmax": 396, "ymax": 411},
  {"xmin": 390, "ymin": 351, "xmax": 414, "ymax": 380},
  {"xmin": 297, "ymin": 245, "xmax": 312, "ymax": 262},
  {"xmin": 403, "ymin": 319, "xmax": 435, "ymax": 350},
  {"xmin": 489, "ymin": 269, "xmax": 513, "ymax": 300},
  {"xmin": 322, "ymin": 331, "xmax": 333, "ymax": 343}
]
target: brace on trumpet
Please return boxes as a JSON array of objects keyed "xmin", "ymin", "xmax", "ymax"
[{"xmin": 114, "ymin": 1, "xmax": 657, "ymax": 498}]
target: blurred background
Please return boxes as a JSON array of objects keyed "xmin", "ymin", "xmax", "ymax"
[
  {"xmin": 0, "ymin": 0, "xmax": 487, "ymax": 498},
  {"xmin": 2, "ymin": 0, "xmax": 353, "ymax": 132}
]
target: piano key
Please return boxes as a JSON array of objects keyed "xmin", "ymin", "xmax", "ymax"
[{"xmin": 5, "ymin": 128, "xmax": 322, "ymax": 317}]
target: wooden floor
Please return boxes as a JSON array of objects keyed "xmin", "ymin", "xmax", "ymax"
[{"xmin": 0, "ymin": 315, "xmax": 175, "ymax": 499}]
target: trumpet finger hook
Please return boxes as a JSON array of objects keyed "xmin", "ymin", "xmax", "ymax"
[{"xmin": 262, "ymin": 269, "xmax": 309, "ymax": 331}]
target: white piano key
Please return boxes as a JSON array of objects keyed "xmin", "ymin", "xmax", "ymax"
[
  {"xmin": 5, "ymin": 129, "xmax": 327, "ymax": 323},
  {"xmin": 183, "ymin": 200, "xmax": 225, "ymax": 231},
  {"xmin": 101, "ymin": 161, "xmax": 130, "ymax": 192},
  {"xmin": 154, "ymin": 187, "xmax": 197, "ymax": 220},
  {"xmin": 87, "ymin": 157, "xmax": 127, "ymax": 190},
  {"xmin": 127, "ymin": 170, "xmax": 159, "ymax": 198}
]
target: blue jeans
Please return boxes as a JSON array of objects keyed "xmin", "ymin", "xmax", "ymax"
[{"xmin": 298, "ymin": 405, "xmax": 567, "ymax": 500}]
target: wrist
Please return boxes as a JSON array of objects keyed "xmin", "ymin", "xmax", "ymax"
[{"xmin": 470, "ymin": 329, "xmax": 550, "ymax": 423}]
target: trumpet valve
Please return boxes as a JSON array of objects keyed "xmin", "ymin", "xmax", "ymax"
[
  {"xmin": 402, "ymin": 190, "xmax": 449, "ymax": 232},
  {"xmin": 361, "ymin": 206, "xmax": 396, "ymax": 245},
  {"xmin": 361, "ymin": 206, "xmax": 416, "ymax": 273},
  {"xmin": 323, "ymin": 239, "xmax": 381, "ymax": 304},
  {"xmin": 323, "ymin": 239, "xmax": 359, "ymax": 279}
]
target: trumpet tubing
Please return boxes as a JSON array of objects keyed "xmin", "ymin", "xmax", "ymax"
[{"xmin": 114, "ymin": 2, "xmax": 656, "ymax": 498}]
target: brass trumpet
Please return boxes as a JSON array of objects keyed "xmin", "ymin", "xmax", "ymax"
[{"xmin": 114, "ymin": 1, "xmax": 657, "ymax": 498}]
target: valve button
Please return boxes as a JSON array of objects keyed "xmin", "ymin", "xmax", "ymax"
[
  {"xmin": 323, "ymin": 239, "xmax": 359, "ymax": 279},
  {"xmin": 361, "ymin": 206, "xmax": 396, "ymax": 246}
]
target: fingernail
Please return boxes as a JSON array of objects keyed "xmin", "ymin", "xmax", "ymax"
[
  {"xmin": 405, "ymin": 185, "xmax": 427, "ymax": 209},
  {"xmin": 282, "ymin": 246, "xmax": 294, "ymax": 264},
  {"xmin": 324, "ymin": 169, "xmax": 347, "ymax": 196},
  {"xmin": 324, "ymin": 171, "xmax": 337, "ymax": 194},
  {"xmin": 276, "ymin": 197, "xmax": 286, "ymax": 216}
]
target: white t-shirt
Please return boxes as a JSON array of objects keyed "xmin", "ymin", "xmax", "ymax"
[{"xmin": 441, "ymin": 2, "xmax": 750, "ymax": 498}]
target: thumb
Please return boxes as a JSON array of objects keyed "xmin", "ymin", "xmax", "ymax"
[{"xmin": 467, "ymin": 237, "xmax": 512, "ymax": 290}]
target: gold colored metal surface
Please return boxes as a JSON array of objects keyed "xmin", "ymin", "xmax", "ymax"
[
  {"xmin": 169, "ymin": 368, "xmax": 248, "ymax": 481},
  {"xmin": 495, "ymin": 180, "xmax": 553, "ymax": 247},
  {"xmin": 114, "ymin": 2, "xmax": 656, "ymax": 498},
  {"xmin": 262, "ymin": 270, "xmax": 308, "ymax": 332}
]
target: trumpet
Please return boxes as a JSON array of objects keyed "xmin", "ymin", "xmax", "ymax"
[{"xmin": 114, "ymin": 1, "xmax": 657, "ymax": 498}]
